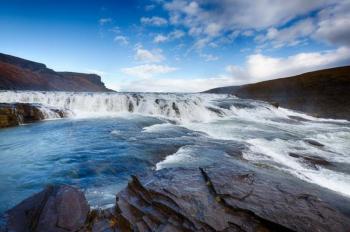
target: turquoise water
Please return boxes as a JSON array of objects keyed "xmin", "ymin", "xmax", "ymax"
[
  {"xmin": 0, "ymin": 116, "xmax": 176, "ymax": 211},
  {"xmin": 0, "ymin": 91, "xmax": 349, "ymax": 213}
]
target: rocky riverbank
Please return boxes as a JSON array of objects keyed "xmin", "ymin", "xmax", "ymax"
[
  {"xmin": 2, "ymin": 161, "xmax": 350, "ymax": 232},
  {"xmin": 205, "ymin": 66, "xmax": 350, "ymax": 120},
  {"xmin": 0, "ymin": 103, "xmax": 67, "ymax": 128}
]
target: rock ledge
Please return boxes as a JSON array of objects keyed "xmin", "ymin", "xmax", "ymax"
[{"xmin": 2, "ymin": 165, "xmax": 350, "ymax": 232}]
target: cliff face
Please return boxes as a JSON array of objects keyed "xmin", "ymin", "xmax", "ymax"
[
  {"xmin": 0, "ymin": 53, "xmax": 113, "ymax": 92},
  {"xmin": 205, "ymin": 66, "xmax": 350, "ymax": 120}
]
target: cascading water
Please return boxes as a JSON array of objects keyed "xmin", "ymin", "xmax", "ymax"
[
  {"xmin": 0, "ymin": 91, "xmax": 226, "ymax": 122},
  {"xmin": 0, "ymin": 90, "xmax": 349, "ymax": 212}
]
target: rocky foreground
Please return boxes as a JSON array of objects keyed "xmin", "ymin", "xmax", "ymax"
[
  {"xmin": 2, "ymin": 161, "xmax": 350, "ymax": 232},
  {"xmin": 0, "ymin": 103, "xmax": 67, "ymax": 128}
]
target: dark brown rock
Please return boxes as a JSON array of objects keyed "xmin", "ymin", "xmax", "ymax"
[
  {"xmin": 172, "ymin": 102, "xmax": 180, "ymax": 116},
  {"xmin": 289, "ymin": 152, "xmax": 331, "ymax": 170},
  {"xmin": 205, "ymin": 66, "xmax": 350, "ymax": 120},
  {"xmin": 2, "ymin": 185, "xmax": 89, "ymax": 232},
  {"xmin": 270, "ymin": 101, "xmax": 279, "ymax": 108},
  {"xmin": 89, "ymin": 165, "xmax": 350, "ymax": 232},
  {"xmin": 304, "ymin": 139, "xmax": 325, "ymax": 147},
  {"xmin": 0, "ymin": 103, "xmax": 67, "ymax": 128},
  {"xmin": 3, "ymin": 165, "xmax": 350, "ymax": 232},
  {"xmin": 0, "ymin": 53, "xmax": 113, "ymax": 92}
]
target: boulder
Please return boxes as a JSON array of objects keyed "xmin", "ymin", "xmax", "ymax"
[{"xmin": 2, "ymin": 185, "xmax": 89, "ymax": 232}]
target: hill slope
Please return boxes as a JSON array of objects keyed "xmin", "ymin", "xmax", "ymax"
[
  {"xmin": 205, "ymin": 66, "xmax": 350, "ymax": 120},
  {"xmin": 0, "ymin": 53, "xmax": 112, "ymax": 92}
]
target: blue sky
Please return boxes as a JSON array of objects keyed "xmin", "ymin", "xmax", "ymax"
[{"xmin": 1, "ymin": 0, "xmax": 349, "ymax": 92}]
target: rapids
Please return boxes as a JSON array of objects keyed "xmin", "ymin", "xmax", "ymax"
[{"xmin": 0, "ymin": 90, "xmax": 349, "ymax": 212}]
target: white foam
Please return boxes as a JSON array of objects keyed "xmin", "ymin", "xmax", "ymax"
[
  {"xmin": 1, "ymin": 90, "xmax": 349, "ymax": 196},
  {"xmin": 244, "ymin": 138, "xmax": 350, "ymax": 197},
  {"xmin": 0, "ymin": 91, "xmax": 224, "ymax": 123},
  {"xmin": 155, "ymin": 146, "xmax": 194, "ymax": 170}
]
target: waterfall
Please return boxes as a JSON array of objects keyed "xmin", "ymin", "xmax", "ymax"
[{"xmin": 0, "ymin": 91, "xmax": 235, "ymax": 122}]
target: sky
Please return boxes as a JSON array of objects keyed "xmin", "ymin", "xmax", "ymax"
[{"xmin": 0, "ymin": 0, "xmax": 349, "ymax": 92}]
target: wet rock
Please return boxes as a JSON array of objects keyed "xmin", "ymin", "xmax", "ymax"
[
  {"xmin": 132, "ymin": 93, "xmax": 143, "ymax": 106},
  {"xmin": 128, "ymin": 102, "xmax": 134, "ymax": 112},
  {"xmin": 203, "ymin": 165, "xmax": 350, "ymax": 231},
  {"xmin": 270, "ymin": 101, "xmax": 279, "ymax": 108},
  {"xmin": 92, "ymin": 165, "xmax": 350, "ymax": 232},
  {"xmin": 206, "ymin": 106, "xmax": 225, "ymax": 116},
  {"xmin": 0, "ymin": 103, "xmax": 66, "ymax": 128},
  {"xmin": 2, "ymin": 185, "xmax": 89, "ymax": 232},
  {"xmin": 288, "ymin": 115, "xmax": 311, "ymax": 122},
  {"xmin": 3, "ymin": 165, "xmax": 350, "ymax": 232},
  {"xmin": 289, "ymin": 152, "xmax": 331, "ymax": 169},
  {"xmin": 172, "ymin": 102, "xmax": 180, "ymax": 116},
  {"xmin": 304, "ymin": 139, "xmax": 325, "ymax": 147}
]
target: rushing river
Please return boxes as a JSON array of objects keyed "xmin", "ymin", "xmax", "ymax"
[{"xmin": 0, "ymin": 91, "xmax": 349, "ymax": 213}]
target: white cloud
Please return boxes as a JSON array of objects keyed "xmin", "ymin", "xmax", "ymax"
[
  {"xmin": 169, "ymin": 29, "xmax": 185, "ymax": 39},
  {"xmin": 145, "ymin": 4, "xmax": 156, "ymax": 11},
  {"xmin": 154, "ymin": 34, "xmax": 168, "ymax": 43},
  {"xmin": 121, "ymin": 64, "xmax": 177, "ymax": 78},
  {"xmin": 99, "ymin": 18, "xmax": 112, "ymax": 25},
  {"xmin": 205, "ymin": 23, "xmax": 222, "ymax": 37},
  {"xmin": 314, "ymin": 1, "xmax": 350, "ymax": 47},
  {"xmin": 163, "ymin": 0, "xmax": 333, "ymax": 34},
  {"xmin": 118, "ymin": 75, "xmax": 237, "ymax": 92},
  {"xmin": 114, "ymin": 35, "xmax": 129, "ymax": 45},
  {"xmin": 227, "ymin": 47, "xmax": 350, "ymax": 83},
  {"xmin": 184, "ymin": 1, "xmax": 199, "ymax": 15},
  {"xmin": 153, "ymin": 29, "xmax": 185, "ymax": 43},
  {"xmin": 200, "ymin": 53, "xmax": 219, "ymax": 62},
  {"xmin": 141, "ymin": 16, "xmax": 168, "ymax": 26},
  {"xmin": 242, "ymin": 30, "xmax": 254, "ymax": 37},
  {"xmin": 257, "ymin": 18, "xmax": 315, "ymax": 48},
  {"xmin": 117, "ymin": 47, "xmax": 350, "ymax": 92},
  {"xmin": 134, "ymin": 45, "xmax": 165, "ymax": 63},
  {"xmin": 158, "ymin": 0, "xmax": 349, "ymax": 50}
]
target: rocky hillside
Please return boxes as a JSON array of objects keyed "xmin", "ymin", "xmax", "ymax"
[
  {"xmin": 205, "ymin": 66, "xmax": 350, "ymax": 120},
  {"xmin": 0, "ymin": 53, "xmax": 112, "ymax": 92}
]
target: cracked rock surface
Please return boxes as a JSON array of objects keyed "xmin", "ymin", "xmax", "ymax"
[{"xmin": 2, "ymin": 162, "xmax": 350, "ymax": 232}]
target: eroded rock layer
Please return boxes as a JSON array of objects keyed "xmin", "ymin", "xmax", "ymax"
[
  {"xmin": 2, "ymin": 164, "xmax": 350, "ymax": 232},
  {"xmin": 0, "ymin": 103, "xmax": 67, "ymax": 128}
]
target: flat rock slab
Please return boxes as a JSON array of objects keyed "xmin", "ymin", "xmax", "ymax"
[
  {"xmin": 90, "ymin": 164, "xmax": 350, "ymax": 232},
  {"xmin": 2, "ymin": 185, "xmax": 89, "ymax": 232},
  {"xmin": 2, "ymin": 163, "xmax": 350, "ymax": 232}
]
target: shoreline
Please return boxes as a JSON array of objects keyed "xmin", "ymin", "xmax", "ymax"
[{"xmin": 1, "ymin": 162, "xmax": 350, "ymax": 231}]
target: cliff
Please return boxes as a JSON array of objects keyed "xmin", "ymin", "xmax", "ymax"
[
  {"xmin": 0, "ymin": 53, "xmax": 113, "ymax": 92},
  {"xmin": 205, "ymin": 66, "xmax": 350, "ymax": 120}
]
